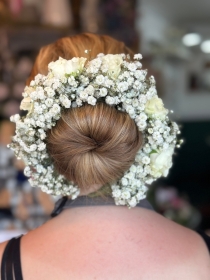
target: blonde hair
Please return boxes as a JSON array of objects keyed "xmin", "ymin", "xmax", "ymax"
[
  {"xmin": 47, "ymin": 103, "xmax": 142, "ymax": 190},
  {"xmin": 28, "ymin": 33, "xmax": 142, "ymax": 192}
]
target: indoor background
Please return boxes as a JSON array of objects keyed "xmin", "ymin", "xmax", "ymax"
[{"xmin": 0, "ymin": 0, "xmax": 210, "ymax": 241}]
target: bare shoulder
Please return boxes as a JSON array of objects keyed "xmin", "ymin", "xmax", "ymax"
[
  {"xmin": 2, "ymin": 207, "xmax": 209, "ymax": 280},
  {"xmin": 139, "ymin": 209, "xmax": 210, "ymax": 278}
]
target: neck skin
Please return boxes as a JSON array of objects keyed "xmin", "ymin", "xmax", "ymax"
[{"xmin": 78, "ymin": 184, "xmax": 102, "ymax": 196}]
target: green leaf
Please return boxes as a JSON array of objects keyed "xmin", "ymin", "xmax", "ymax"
[{"xmin": 150, "ymin": 149, "xmax": 158, "ymax": 155}]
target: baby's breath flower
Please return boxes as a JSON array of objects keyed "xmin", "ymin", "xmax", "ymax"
[
  {"xmin": 139, "ymin": 94, "xmax": 147, "ymax": 104},
  {"xmin": 45, "ymin": 98, "xmax": 54, "ymax": 107},
  {"xmin": 121, "ymin": 190, "xmax": 131, "ymax": 199},
  {"xmin": 9, "ymin": 53, "xmax": 179, "ymax": 207},
  {"xmin": 87, "ymin": 96, "xmax": 96, "ymax": 105},
  {"xmin": 142, "ymin": 156, "xmax": 150, "ymax": 165},
  {"xmin": 99, "ymin": 88, "xmax": 107, "ymax": 97},
  {"xmin": 10, "ymin": 114, "xmax": 20, "ymax": 123},
  {"xmin": 117, "ymin": 82, "xmax": 128, "ymax": 92},
  {"xmin": 38, "ymin": 143, "xmax": 46, "ymax": 151},
  {"xmin": 112, "ymin": 189, "xmax": 121, "ymax": 198},
  {"xmin": 105, "ymin": 96, "xmax": 115, "ymax": 105},
  {"xmin": 80, "ymin": 91, "xmax": 88, "ymax": 101},
  {"xmin": 34, "ymin": 106, "xmax": 43, "ymax": 114},
  {"xmin": 76, "ymin": 98, "xmax": 82, "ymax": 106},
  {"xmin": 45, "ymin": 87, "xmax": 55, "ymax": 97},
  {"xmin": 137, "ymin": 120, "xmax": 147, "ymax": 131},
  {"xmin": 24, "ymin": 166, "xmax": 31, "ymax": 177},
  {"xmin": 95, "ymin": 75, "xmax": 105, "ymax": 85},
  {"xmin": 134, "ymin": 53, "xmax": 143, "ymax": 60},
  {"xmin": 127, "ymin": 63, "xmax": 137, "ymax": 72},
  {"xmin": 127, "ymin": 77, "xmax": 134, "ymax": 86},
  {"xmin": 128, "ymin": 197, "xmax": 137, "ymax": 207},
  {"xmin": 85, "ymin": 85, "xmax": 95, "ymax": 95},
  {"xmin": 30, "ymin": 144, "xmax": 37, "ymax": 152},
  {"xmin": 37, "ymin": 87, "xmax": 45, "ymax": 100},
  {"xmin": 121, "ymin": 178, "xmax": 128, "ymax": 186},
  {"xmin": 51, "ymin": 104, "xmax": 60, "ymax": 114}
]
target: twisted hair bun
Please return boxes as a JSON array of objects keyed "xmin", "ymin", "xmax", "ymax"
[{"xmin": 47, "ymin": 103, "xmax": 142, "ymax": 191}]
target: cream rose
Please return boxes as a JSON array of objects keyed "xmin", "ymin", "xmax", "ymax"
[
  {"xmin": 150, "ymin": 147, "xmax": 174, "ymax": 178},
  {"xmin": 49, "ymin": 57, "xmax": 66, "ymax": 78},
  {"xmin": 65, "ymin": 57, "xmax": 86, "ymax": 75},
  {"xmin": 49, "ymin": 57, "xmax": 86, "ymax": 78},
  {"xmin": 145, "ymin": 96, "xmax": 168, "ymax": 119},
  {"xmin": 20, "ymin": 97, "xmax": 33, "ymax": 113},
  {"xmin": 102, "ymin": 54, "xmax": 123, "ymax": 79},
  {"xmin": 23, "ymin": 86, "xmax": 35, "ymax": 97}
]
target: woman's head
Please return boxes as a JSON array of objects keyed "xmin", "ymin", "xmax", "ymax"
[
  {"xmin": 27, "ymin": 33, "xmax": 142, "ymax": 194},
  {"xmin": 9, "ymin": 32, "xmax": 178, "ymax": 206}
]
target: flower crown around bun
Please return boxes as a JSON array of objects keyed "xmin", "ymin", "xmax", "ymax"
[{"xmin": 9, "ymin": 53, "xmax": 181, "ymax": 208}]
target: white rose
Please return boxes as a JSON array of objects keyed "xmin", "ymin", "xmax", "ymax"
[
  {"xmin": 65, "ymin": 57, "xmax": 86, "ymax": 75},
  {"xmin": 20, "ymin": 97, "xmax": 33, "ymax": 112},
  {"xmin": 49, "ymin": 57, "xmax": 66, "ymax": 78},
  {"xmin": 102, "ymin": 54, "xmax": 123, "ymax": 79},
  {"xmin": 23, "ymin": 86, "xmax": 35, "ymax": 97},
  {"xmin": 145, "ymin": 96, "xmax": 168, "ymax": 120},
  {"xmin": 150, "ymin": 147, "xmax": 174, "ymax": 178}
]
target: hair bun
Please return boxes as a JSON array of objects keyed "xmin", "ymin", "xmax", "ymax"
[
  {"xmin": 76, "ymin": 135, "xmax": 100, "ymax": 153},
  {"xmin": 47, "ymin": 103, "xmax": 142, "ymax": 191}
]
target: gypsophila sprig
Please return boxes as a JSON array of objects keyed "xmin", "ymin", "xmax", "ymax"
[{"xmin": 9, "ymin": 54, "xmax": 181, "ymax": 207}]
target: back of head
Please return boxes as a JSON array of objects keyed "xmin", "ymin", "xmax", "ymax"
[
  {"xmin": 28, "ymin": 33, "xmax": 142, "ymax": 193},
  {"xmin": 26, "ymin": 33, "xmax": 134, "ymax": 85}
]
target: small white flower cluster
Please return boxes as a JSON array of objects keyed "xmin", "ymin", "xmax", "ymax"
[{"xmin": 9, "ymin": 54, "xmax": 181, "ymax": 207}]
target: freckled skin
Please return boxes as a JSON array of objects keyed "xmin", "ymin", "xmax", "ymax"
[{"xmin": 0, "ymin": 206, "xmax": 209, "ymax": 279}]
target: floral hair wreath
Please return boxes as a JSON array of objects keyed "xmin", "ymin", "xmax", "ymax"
[{"xmin": 9, "ymin": 53, "xmax": 182, "ymax": 208}]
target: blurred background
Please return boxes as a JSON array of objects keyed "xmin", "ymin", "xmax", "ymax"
[{"xmin": 0, "ymin": 0, "xmax": 210, "ymax": 241}]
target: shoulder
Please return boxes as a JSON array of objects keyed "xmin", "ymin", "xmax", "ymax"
[
  {"xmin": 56, "ymin": 206, "xmax": 210, "ymax": 278},
  {"xmin": 138, "ymin": 209, "xmax": 209, "ymax": 253},
  {"xmin": 138, "ymin": 209, "xmax": 210, "ymax": 278},
  {"xmin": 1, "ymin": 207, "xmax": 208, "ymax": 279}
]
